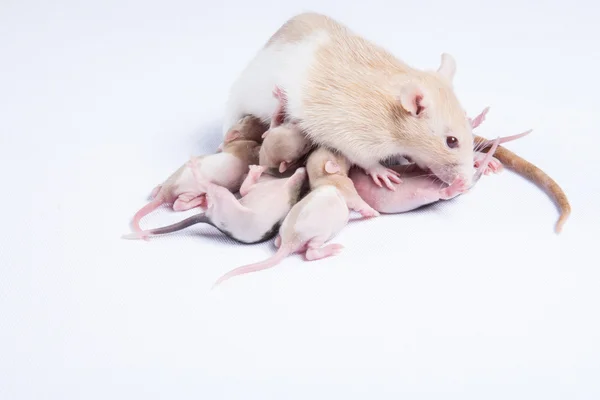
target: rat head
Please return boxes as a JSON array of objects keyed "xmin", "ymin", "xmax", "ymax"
[
  {"xmin": 223, "ymin": 115, "xmax": 268, "ymax": 145},
  {"xmin": 259, "ymin": 124, "xmax": 312, "ymax": 173},
  {"xmin": 306, "ymin": 146, "xmax": 351, "ymax": 182},
  {"xmin": 390, "ymin": 54, "xmax": 475, "ymax": 187}
]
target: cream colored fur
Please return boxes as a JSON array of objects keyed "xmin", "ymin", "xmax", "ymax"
[{"xmin": 223, "ymin": 12, "xmax": 475, "ymax": 186}]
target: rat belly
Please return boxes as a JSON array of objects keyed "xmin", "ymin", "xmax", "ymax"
[{"xmin": 350, "ymin": 168, "xmax": 445, "ymax": 213}]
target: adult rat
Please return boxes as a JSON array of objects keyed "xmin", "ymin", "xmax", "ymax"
[{"xmin": 222, "ymin": 12, "xmax": 480, "ymax": 191}]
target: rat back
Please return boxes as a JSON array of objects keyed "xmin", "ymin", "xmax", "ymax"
[
  {"xmin": 280, "ymin": 185, "xmax": 349, "ymax": 248},
  {"xmin": 221, "ymin": 15, "xmax": 332, "ymax": 136},
  {"xmin": 197, "ymin": 151, "xmax": 251, "ymax": 192}
]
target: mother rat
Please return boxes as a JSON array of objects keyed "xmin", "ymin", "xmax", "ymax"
[{"xmin": 222, "ymin": 12, "xmax": 476, "ymax": 191}]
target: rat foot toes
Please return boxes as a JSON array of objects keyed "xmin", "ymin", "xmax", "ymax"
[
  {"xmin": 358, "ymin": 206, "xmax": 380, "ymax": 218},
  {"xmin": 173, "ymin": 194, "xmax": 206, "ymax": 211},
  {"xmin": 305, "ymin": 243, "xmax": 344, "ymax": 261},
  {"xmin": 367, "ymin": 166, "xmax": 402, "ymax": 191},
  {"xmin": 440, "ymin": 177, "xmax": 468, "ymax": 199}
]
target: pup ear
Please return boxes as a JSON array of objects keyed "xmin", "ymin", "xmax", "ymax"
[
  {"xmin": 397, "ymin": 83, "xmax": 427, "ymax": 117},
  {"xmin": 279, "ymin": 161, "xmax": 288, "ymax": 173},
  {"xmin": 223, "ymin": 129, "xmax": 241, "ymax": 144},
  {"xmin": 437, "ymin": 53, "xmax": 456, "ymax": 83},
  {"xmin": 324, "ymin": 160, "xmax": 340, "ymax": 174}
]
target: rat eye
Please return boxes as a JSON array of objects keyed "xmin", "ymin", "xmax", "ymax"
[{"xmin": 446, "ymin": 136, "xmax": 459, "ymax": 149}]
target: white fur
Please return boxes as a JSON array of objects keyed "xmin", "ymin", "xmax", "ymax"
[{"xmin": 222, "ymin": 31, "xmax": 330, "ymax": 137}]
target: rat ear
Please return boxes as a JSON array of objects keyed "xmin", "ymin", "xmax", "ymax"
[
  {"xmin": 279, "ymin": 161, "xmax": 288, "ymax": 173},
  {"xmin": 224, "ymin": 129, "xmax": 241, "ymax": 144},
  {"xmin": 324, "ymin": 160, "xmax": 340, "ymax": 174},
  {"xmin": 397, "ymin": 82, "xmax": 427, "ymax": 117},
  {"xmin": 437, "ymin": 53, "xmax": 456, "ymax": 83}
]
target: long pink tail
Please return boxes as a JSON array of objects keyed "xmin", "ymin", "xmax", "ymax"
[
  {"xmin": 131, "ymin": 195, "xmax": 164, "ymax": 233},
  {"xmin": 212, "ymin": 244, "xmax": 293, "ymax": 288}
]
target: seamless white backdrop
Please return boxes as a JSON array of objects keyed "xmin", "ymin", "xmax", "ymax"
[{"xmin": 1, "ymin": 1, "xmax": 599, "ymax": 399}]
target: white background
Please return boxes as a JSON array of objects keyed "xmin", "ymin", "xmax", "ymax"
[{"xmin": 1, "ymin": 0, "xmax": 598, "ymax": 399}]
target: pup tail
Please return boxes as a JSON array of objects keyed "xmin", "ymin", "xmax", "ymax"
[
  {"xmin": 474, "ymin": 134, "xmax": 571, "ymax": 234},
  {"xmin": 131, "ymin": 195, "xmax": 165, "ymax": 235},
  {"xmin": 472, "ymin": 137, "xmax": 501, "ymax": 184},
  {"xmin": 212, "ymin": 243, "xmax": 294, "ymax": 288},
  {"xmin": 122, "ymin": 213, "xmax": 211, "ymax": 240},
  {"xmin": 474, "ymin": 129, "xmax": 532, "ymax": 151}
]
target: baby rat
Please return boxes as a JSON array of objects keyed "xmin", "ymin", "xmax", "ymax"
[
  {"xmin": 218, "ymin": 115, "xmax": 268, "ymax": 151},
  {"xmin": 130, "ymin": 118, "xmax": 262, "ymax": 235},
  {"xmin": 351, "ymin": 137, "xmax": 502, "ymax": 213},
  {"xmin": 212, "ymin": 147, "xmax": 379, "ymax": 287},
  {"xmin": 468, "ymin": 107, "xmax": 571, "ymax": 233},
  {"xmin": 123, "ymin": 166, "xmax": 308, "ymax": 244},
  {"xmin": 223, "ymin": 12, "xmax": 482, "ymax": 191},
  {"xmin": 259, "ymin": 86, "xmax": 313, "ymax": 173}
]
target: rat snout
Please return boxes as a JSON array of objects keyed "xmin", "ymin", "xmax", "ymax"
[{"xmin": 429, "ymin": 163, "xmax": 474, "ymax": 187}]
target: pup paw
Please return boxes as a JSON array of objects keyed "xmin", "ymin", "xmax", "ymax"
[
  {"xmin": 474, "ymin": 152, "xmax": 503, "ymax": 175},
  {"xmin": 440, "ymin": 176, "xmax": 468, "ymax": 200}
]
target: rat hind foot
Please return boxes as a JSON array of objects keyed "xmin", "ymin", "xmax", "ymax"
[
  {"xmin": 305, "ymin": 243, "xmax": 344, "ymax": 261},
  {"xmin": 173, "ymin": 194, "xmax": 206, "ymax": 211},
  {"xmin": 365, "ymin": 164, "xmax": 403, "ymax": 191}
]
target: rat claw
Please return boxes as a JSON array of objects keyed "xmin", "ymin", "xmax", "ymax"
[
  {"xmin": 382, "ymin": 176, "xmax": 395, "ymax": 191},
  {"xmin": 370, "ymin": 173, "xmax": 383, "ymax": 188},
  {"xmin": 366, "ymin": 165, "xmax": 402, "ymax": 191}
]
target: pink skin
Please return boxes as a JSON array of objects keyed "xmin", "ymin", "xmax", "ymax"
[
  {"xmin": 131, "ymin": 157, "xmax": 208, "ymax": 239},
  {"xmin": 211, "ymin": 192, "xmax": 348, "ymax": 289},
  {"xmin": 351, "ymin": 137, "xmax": 502, "ymax": 214},
  {"xmin": 123, "ymin": 165, "xmax": 308, "ymax": 243},
  {"xmin": 212, "ymin": 165, "xmax": 378, "ymax": 287},
  {"xmin": 270, "ymin": 87, "xmax": 287, "ymax": 128},
  {"xmin": 469, "ymin": 106, "xmax": 490, "ymax": 130}
]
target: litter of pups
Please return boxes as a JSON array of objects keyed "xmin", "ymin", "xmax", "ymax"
[{"xmin": 122, "ymin": 13, "xmax": 571, "ymax": 287}]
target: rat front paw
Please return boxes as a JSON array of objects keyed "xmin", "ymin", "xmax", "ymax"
[{"xmin": 365, "ymin": 165, "xmax": 403, "ymax": 191}]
